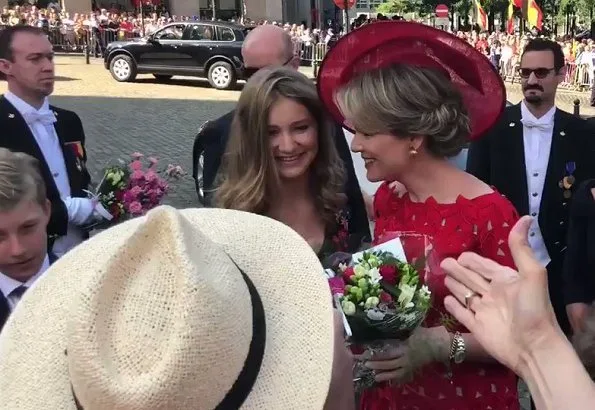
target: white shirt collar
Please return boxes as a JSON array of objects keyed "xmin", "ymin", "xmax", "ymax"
[
  {"xmin": 0, "ymin": 255, "xmax": 49, "ymax": 298},
  {"xmin": 4, "ymin": 91, "xmax": 51, "ymax": 117},
  {"xmin": 521, "ymin": 101, "xmax": 556, "ymax": 125}
]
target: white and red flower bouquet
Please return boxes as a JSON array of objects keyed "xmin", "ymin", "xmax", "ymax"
[
  {"xmin": 85, "ymin": 152, "xmax": 184, "ymax": 229},
  {"xmin": 324, "ymin": 232, "xmax": 436, "ymax": 391}
]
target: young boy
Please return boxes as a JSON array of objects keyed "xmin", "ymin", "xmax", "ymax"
[{"xmin": 0, "ymin": 148, "xmax": 51, "ymax": 332}]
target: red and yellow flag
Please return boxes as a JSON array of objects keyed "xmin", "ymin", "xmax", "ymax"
[
  {"xmin": 507, "ymin": 0, "xmax": 523, "ymax": 34},
  {"xmin": 474, "ymin": 0, "xmax": 488, "ymax": 30},
  {"xmin": 507, "ymin": 0, "xmax": 515, "ymax": 33},
  {"xmin": 523, "ymin": 0, "xmax": 543, "ymax": 30}
]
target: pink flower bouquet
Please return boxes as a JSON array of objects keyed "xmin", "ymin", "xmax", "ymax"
[{"xmin": 86, "ymin": 152, "xmax": 184, "ymax": 228}]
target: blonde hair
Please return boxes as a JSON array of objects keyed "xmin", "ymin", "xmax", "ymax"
[
  {"xmin": 335, "ymin": 64, "xmax": 471, "ymax": 158},
  {"xmin": 0, "ymin": 148, "xmax": 47, "ymax": 212},
  {"xmin": 215, "ymin": 66, "xmax": 346, "ymax": 224}
]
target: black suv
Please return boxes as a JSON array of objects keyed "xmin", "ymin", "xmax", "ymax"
[{"xmin": 103, "ymin": 21, "xmax": 248, "ymax": 90}]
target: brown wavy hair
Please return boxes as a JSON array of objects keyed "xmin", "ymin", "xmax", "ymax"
[{"xmin": 215, "ymin": 66, "xmax": 346, "ymax": 225}]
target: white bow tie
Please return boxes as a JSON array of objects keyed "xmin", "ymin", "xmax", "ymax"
[
  {"xmin": 23, "ymin": 110, "xmax": 57, "ymax": 126},
  {"xmin": 521, "ymin": 118, "xmax": 553, "ymax": 132}
]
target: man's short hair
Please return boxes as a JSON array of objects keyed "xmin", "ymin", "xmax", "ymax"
[
  {"xmin": 522, "ymin": 38, "xmax": 565, "ymax": 72},
  {"xmin": 0, "ymin": 25, "xmax": 46, "ymax": 80},
  {"xmin": 0, "ymin": 148, "xmax": 47, "ymax": 212}
]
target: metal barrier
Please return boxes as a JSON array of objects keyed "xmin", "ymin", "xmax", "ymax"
[
  {"xmin": 7, "ymin": 25, "xmax": 592, "ymax": 90},
  {"xmin": 293, "ymin": 40, "xmax": 328, "ymax": 77},
  {"xmin": 0, "ymin": 25, "xmax": 141, "ymax": 57}
]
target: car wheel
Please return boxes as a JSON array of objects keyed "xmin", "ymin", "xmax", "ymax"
[
  {"xmin": 153, "ymin": 74, "xmax": 173, "ymax": 81},
  {"xmin": 110, "ymin": 55, "xmax": 137, "ymax": 82},
  {"xmin": 207, "ymin": 61, "xmax": 236, "ymax": 90}
]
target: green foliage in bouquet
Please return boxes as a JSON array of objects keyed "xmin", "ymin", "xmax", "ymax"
[
  {"xmin": 330, "ymin": 250, "xmax": 432, "ymax": 343},
  {"xmin": 95, "ymin": 166, "xmax": 130, "ymax": 220}
]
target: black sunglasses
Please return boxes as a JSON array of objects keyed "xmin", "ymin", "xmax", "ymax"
[
  {"xmin": 243, "ymin": 55, "xmax": 295, "ymax": 79},
  {"xmin": 518, "ymin": 67, "xmax": 557, "ymax": 79}
]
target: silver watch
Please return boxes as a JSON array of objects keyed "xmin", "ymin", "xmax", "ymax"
[{"xmin": 449, "ymin": 331, "xmax": 466, "ymax": 364}]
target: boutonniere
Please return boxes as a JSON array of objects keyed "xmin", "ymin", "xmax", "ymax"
[
  {"xmin": 560, "ymin": 131, "xmax": 566, "ymax": 136},
  {"xmin": 509, "ymin": 122, "xmax": 516, "ymax": 127},
  {"xmin": 332, "ymin": 209, "xmax": 350, "ymax": 250},
  {"xmin": 558, "ymin": 161, "xmax": 576, "ymax": 199}
]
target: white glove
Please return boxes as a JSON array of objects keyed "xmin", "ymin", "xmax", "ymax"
[{"xmin": 63, "ymin": 197, "xmax": 112, "ymax": 225}]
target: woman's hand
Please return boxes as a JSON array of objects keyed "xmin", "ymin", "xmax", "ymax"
[
  {"xmin": 361, "ymin": 327, "xmax": 450, "ymax": 384},
  {"xmin": 440, "ymin": 216, "xmax": 562, "ymax": 375}
]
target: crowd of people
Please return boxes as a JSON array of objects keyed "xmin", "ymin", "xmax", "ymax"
[
  {"xmin": 1, "ymin": 3, "xmax": 593, "ymax": 92},
  {"xmin": 2, "ymin": 13, "xmax": 595, "ymax": 410}
]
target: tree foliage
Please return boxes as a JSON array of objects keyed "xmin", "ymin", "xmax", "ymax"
[{"xmin": 375, "ymin": 0, "xmax": 409, "ymax": 14}]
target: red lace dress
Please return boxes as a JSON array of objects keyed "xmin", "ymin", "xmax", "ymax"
[{"xmin": 360, "ymin": 182, "xmax": 520, "ymax": 410}]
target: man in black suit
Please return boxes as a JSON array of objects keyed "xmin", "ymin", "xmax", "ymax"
[
  {"xmin": 467, "ymin": 38, "xmax": 595, "ymax": 335},
  {"xmin": 194, "ymin": 24, "xmax": 370, "ymax": 240},
  {"xmin": 0, "ymin": 25, "xmax": 106, "ymax": 258},
  {"xmin": 0, "ymin": 148, "xmax": 54, "ymax": 333}
]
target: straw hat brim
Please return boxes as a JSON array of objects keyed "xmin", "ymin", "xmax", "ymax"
[{"xmin": 0, "ymin": 208, "xmax": 335, "ymax": 409}]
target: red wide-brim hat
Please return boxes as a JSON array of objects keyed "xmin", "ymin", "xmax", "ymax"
[{"xmin": 317, "ymin": 21, "xmax": 506, "ymax": 141}]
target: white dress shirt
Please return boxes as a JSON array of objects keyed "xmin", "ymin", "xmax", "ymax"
[
  {"xmin": 4, "ymin": 92, "xmax": 91, "ymax": 257},
  {"xmin": 0, "ymin": 255, "xmax": 49, "ymax": 311},
  {"xmin": 521, "ymin": 101, "xmax": 556, "ymax": 267}
]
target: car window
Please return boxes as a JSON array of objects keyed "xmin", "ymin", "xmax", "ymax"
[
  {"xmin": 154, "ymin": 24, "xmax": 185, "ymax": 40},
  {"xmin": 217, "ymin": 26, "xmax": 235, "ymax": 41},
  {"xmin": 184, "ymin": 24, "xmax": 215, "ymax": 41}
]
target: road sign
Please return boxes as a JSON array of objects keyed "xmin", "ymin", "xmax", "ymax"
[
  {"xmin": 334, "ymin": 0, "xmax": 356, "ymax": 10},
  {"xmin": 435, "ymin": 4, "xmax": 449, "ymax": 18}
]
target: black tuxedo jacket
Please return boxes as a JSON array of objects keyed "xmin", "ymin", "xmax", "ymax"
[
  {"xmin": 194, "ymin": 110, "xmax": 371, "ymax": 242},
  {"xmin": 0, "ymin": 252, "xmax": 56, "ymax": 333},
  {"xmin": 0, "ymin": 96, "xmax": 91, "ymax": 245},
  {"xmin": 467, "ymin": 103, "xmax": 595, "ymax": 330}
]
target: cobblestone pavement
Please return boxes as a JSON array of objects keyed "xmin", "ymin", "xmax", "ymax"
[
  {"xmin": 1, "ymin": 55, "xmax": 591, "ymax": 212},
  {"xmin": 1, "ymin": 56, "xmax": 241, "ymax": 209}
]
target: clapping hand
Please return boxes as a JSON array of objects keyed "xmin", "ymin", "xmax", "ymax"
[{"xmin": 440, "ymin": 216, "xmax": 561, "ymax": 375}]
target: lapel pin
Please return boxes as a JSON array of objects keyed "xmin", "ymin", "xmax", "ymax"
[
  {"xmin": 509, "ymin": 122, "xmax": 515, "ymax": 127},
  {"xmin": 560, "ymin": 131, "xmax": 566, "ymax": 136},
  {"xmin": 8, "ymin": 113, "xmax": 14, "ymax": 118}
]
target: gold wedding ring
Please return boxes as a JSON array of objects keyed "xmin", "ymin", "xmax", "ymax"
[{"xmin": 464, "ymin": 291, "xmax": 478, "ymax": 310}]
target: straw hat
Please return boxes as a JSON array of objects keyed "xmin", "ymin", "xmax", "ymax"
[{"xmin": 0, "ymin": 206, "xmax": 334, "ymax": 409}]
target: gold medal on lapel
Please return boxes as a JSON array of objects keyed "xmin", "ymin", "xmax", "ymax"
[{"xmin": 563, "ymin": 177, "xmax": 573, "ymax": 189}]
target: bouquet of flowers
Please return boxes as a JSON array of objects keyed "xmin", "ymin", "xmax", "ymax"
[
  {"xmin": 86, "ymin": 152, "xmax": 184, "ymax": 229},
  {"xmin": 325, "ymin": 233, "xmax": 436, "ymax": 391}
]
